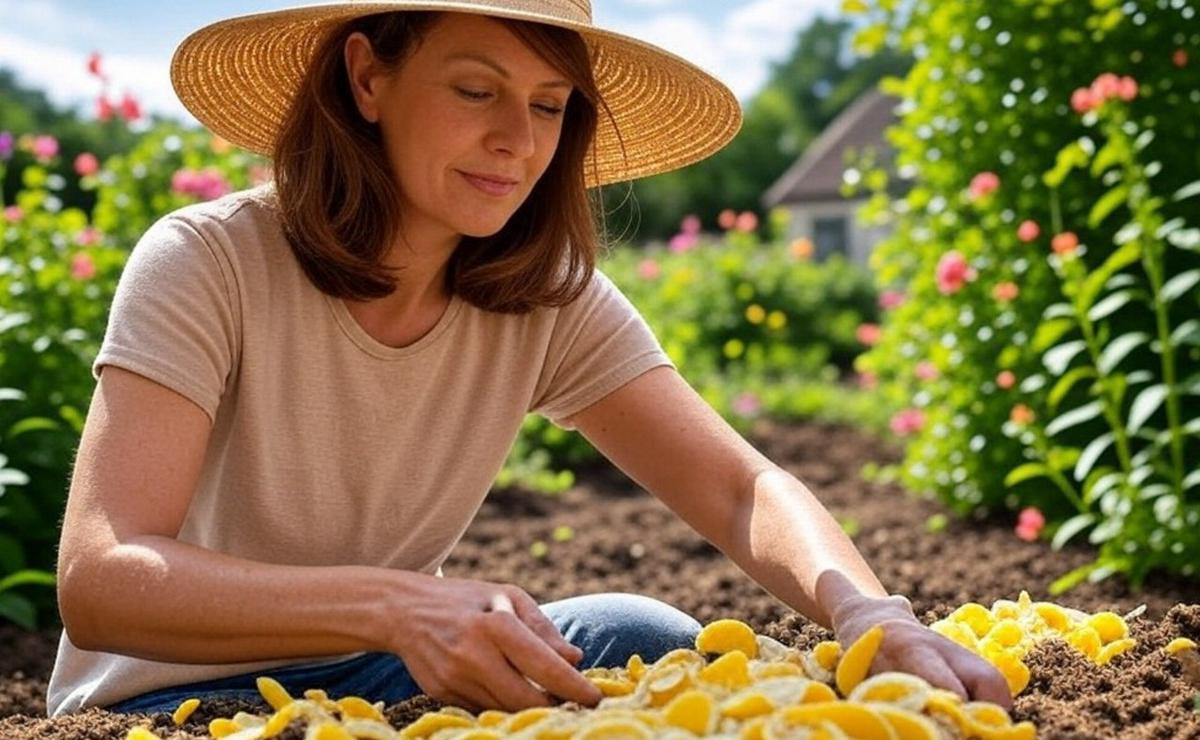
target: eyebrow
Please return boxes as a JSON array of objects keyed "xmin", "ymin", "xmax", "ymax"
[{"xmin": 443, "ymin": 51, "xmax": 573, "ymax": 89}]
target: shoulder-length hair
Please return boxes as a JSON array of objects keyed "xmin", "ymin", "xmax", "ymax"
[{"xmin": 271, "ymin": 10, "xmax": 615, "ymax": 314}]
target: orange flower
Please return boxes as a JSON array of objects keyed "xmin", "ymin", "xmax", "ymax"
[
  {"xmin": 1010, "ymin": 404, "xmax": 1036, "ymax": 426},
  {"xmin": 1051, "ymin": 232, "xmax": 1079, "ymax": 256},
  {"xmin": 992, "ymin": 281, "xmax": 1019, "ymax": 302},
  {"xmin": 789, "ymin": 237, "xmax": 814, "ymax": 260}
]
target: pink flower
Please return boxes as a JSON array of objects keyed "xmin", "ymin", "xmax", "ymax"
[
  {"xmin": 680, "ymin": 214, "xmax": 701, "ymax": 235},
  {"xmin": 996, "ymin": 370, "xmax": 1016, "ymax": 390},
  {"xmin": 172, "ymin": 168, "xmax": 232, "ymax": 201},
  {"xmin": 74, "ymin": 152, "xmax": 100, "ymax": 177},
  {"xmin": 4, "ymin": 206, "xmax": 23, "ymax": 223},
  {"xmin": 889, "ymin": 408, "xmax": 925, "ymax": 436},
  {"xmin": 1010, "ymin": 403, "xmax": 1036, "ymax": 426},
  {"xmin": 717, "ymin": 209, "xmax": 737, "ymax": 230},
  {"xmin": 1071, "ymin": 87, "xmax": 1098, "ymax": 113},
  {"xmin": 915, "ymin": 361, "xmax": 939, "ymax": 381},
  {"xmin": 70, "ymin": 253, "xmax": 96, "ymax": 281},
  {"xmin": 879, "ymin": 290, "xmax": 906, "ymax": 310},
  {"xmin": 1015, "ymin": 507, "xmax": 1045, "ymax": 542},
  {"xmin": 992, "ymin": 281, "xmax": 1019, "ymax": 303},
  {"xmin": 668, "ymin": 232, "xmax": 698, "ymax": 253},
  {"xmin": 86, "ymin": 51, "xmax": 105, "ymax": 79},
  {"xmin": 119, "ymin": 92, "xmax": 143, "ymax": 123},
  {"xmin": 1052, "ymin": 231, "xmax": 1079, "ymax": 256},
  {"xmin": 76, "ymin": 226, "xmax": 101, "ymax": 246},
  {"xmin": 96, "ymin": 95, "xmax": 114, "ymax": 122},
  {"xmin": 935, "ymin": 250, "xmax": 977, "ymax": 295},
  {"xmin": 857, "ymin": 371, "xmax": 877, "ymax": 389},
  {"xmin": 32, "ymin": 134, "xmax": 59, "ymax": 162},
  {"xmin": 968, "ymin": 171, "xmax": 1000, "ymax": 200},
  {"xmin": 734, "ymin": 211, "xmax": 758, "ymax": 233},
  {"xmin": 1174, "ymin": 49, "xmax": 1189, "ymax": 68},
  {"xmin": 1017, "ymin": 220, "xmax": 1040, "ymax": 243},
  {"xmin": 1091, "ymin": 72, "xmax": 1121, "ymax": 100},
  {"xmin": 732, "ymin": 392, "xmax": 761, "ymax": 418},
  {"xmin": 637, "ymin": 258, "xmax": 661, "ymax": 280},
  {"xmin": 1116, "ymin": 76, "xmax": 1138, "ymax": 102},
  {"xmin": 856, "ymin": 323, "xmax": 882, "ymax": 346}
]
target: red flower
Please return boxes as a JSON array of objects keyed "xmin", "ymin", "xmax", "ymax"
[
  {"xmin": 856, "ymin": 323, "xmax": 882, "ymax": 346},
  {"xmin": 936, "ymin": 250, "xmax": 977, "ymax": 295},
  {"xmin": 86, "ymin": 51, "xmax": 105, "ymax": 80},
  {"xmin": 1174, "ymin": 49, "xmax": 1189, "ymax": 68},
  {"xmin": 1116, "ymin": 76, "xmax": 1138, "ymax": 102},
  {"xmin": 1017, "ymin": 220, "xmax": 1040, "ymax": 243},
  {"xmin": 717, "ymin": 209, "xmax": 736, "ymax": 230},
  {"xmin": 996, "ymin": 370, "xmax": 1016, "ymax": 390},
  {"xmin": 96, "ymin": 95, "xmax": 115, "ymax": 122},
  {"xmin": 889, "ymin": 408, "xmax": 925, "ymax": 436},
  {"xmin": 1015, "ymin": 507, "xmax": 1045, "ymax": 542},
  {"xmin": 879, "ymin": 290, "xmax": 906, "ymax": 310},
  {"xmin": 1071, "ymin": 87, "xmax": 1098, "ymax": 114},
  {"xmin": 968, "ymin": 171, "xmax": 1000, "ymax": 200},
  {"xmin": 734, "ymin": 211, "xmax": 758, "ymax": 233},
  {"xmin": 119, "ymin": 92, "xmax": 142, "ymax": 123},
  {"xmin": 992, "ymin": 281, "xmax": 1019, "ymax": 303},
  {"xmin": 74, "ymin": 152, "xmax": 100, "ymax": 177}
]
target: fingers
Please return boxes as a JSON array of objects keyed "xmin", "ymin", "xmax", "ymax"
[
  {"xmin": 506, "ymin": 588, "xmax": 585, "ymax": 666},
  {"xmin": 486, "ymin": 610, "xmax": 603, "ymax": 707},
  {"xmin": 877, "ymin": 643, "xmax": 969, "ymax": 702},
  {"xmin": 942, "ymin": 644, "xmax": 1014, "ymax": 709}
]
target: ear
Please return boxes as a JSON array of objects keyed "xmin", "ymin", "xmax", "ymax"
[{"xmin": 344, "ymin": 32, "xmax": 385, "ymax": 124}]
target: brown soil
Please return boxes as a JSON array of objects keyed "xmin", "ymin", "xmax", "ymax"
[{"xmin": 2, "ymin": 419, "xmax": 1198, "ymax": 738}]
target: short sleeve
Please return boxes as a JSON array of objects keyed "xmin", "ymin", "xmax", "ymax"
[
  {"xmin": 92, "ymin": 215, "xmax": 240, "ymax": 424},
  {"xmin": 529, "ymin": 268, "xmax": 675, "ymax": 430}
]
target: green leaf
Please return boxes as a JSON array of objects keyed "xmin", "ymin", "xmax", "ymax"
[
  {"xmin": 1174, "ymin": 180, "xmax": 1200, "ymax": 202},
  {"xmin": 6, "ymin": 417, "xmax": 61, "ymax": 440},
  {"xmin": 1160, "ymin": 269, "xmax": 1200, "ymax": 303},
  {"xmin": 0, "ymin": 469, "xmax": 30, "ymax": 488},
  {"xmin": 1088, "ymin": 186, "xmax": 1129, "ymax": 227},
  {"xmin": 1044, "ymin": 141, "xmax": 1089, "ymax": 188},
  {"xmin": 1184, "ymin": 468, "xmax": 1200, "ymax": 491},
  {"xmin": 1168, "ymin": 228, "xmax": 1200, "ymax": 251},
  {"xmin": 1046, "ymin": 400, "xmax": 1105, "ymax": 437},
  {"xmin": 0, "ymin": 569, "xmax": 56, "ymax": 593},
  {"xmin": 0, "ymin": 592, "xmax": 36, "ymax": 630},
  {"xmin": 1048, "ymin": 366, "xmax": 1098, "ymax": 410},
  {"xmin": 1079, "ymin": 241, "xmax": 1141, "ymax": 309},
  {"xmin": 1044, "ymin": 340, "xmax": 1088, "ymax": 375},
  {"xmin": 1173, "ymin": 320, "xmax": 1200, "ymax": 347},
  {"xmin": 1088, "ymin": 517, "xmax": 1123, "ymax": 545},
  {"xmin": 1051, "ymin": 513, "xmax": 1096, "ymax": 550},
  {"xmin": 1075, "ymin": 432, "xmax": 1115, "ymax": 482},
  {"xmin": 1042, "ymin": 302, "xmax": 1075, "ymax": 320},
  {"xmin": 1085, "ymin": 471, "xmax": 1123, "ymax": 505},
  {"xmin": 0, "ymin": 534, "xmax": 23, "ymax": 573},
  {"xmin": 1005, "ymin": 462, "xmax": 1052, "ymax": 488},
  {"xmin": 0, "ymin": 388, "xmax": 26, "ymax": 403},
  {"xmin": 1050, "ymin": 561, "xmax": 1102, "ymax": 595},
  {"xmin": 1127, "ymin": 383, "xmax": 1168, "ymax": 434},
  {"xmin": 1033, "ymin": 318, "xmax": 1077, "ymax": 353},
  {"xmin": 1087, "ymin": 290, "xmax": 1135, "ymax": 322},
  {"xmin": 1098, "ymin": 332, "xmax": 1149, "ymax": 374}
]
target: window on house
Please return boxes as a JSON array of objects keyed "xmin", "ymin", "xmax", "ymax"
[{"xmin": 813, "ymin": 216, "xmax": 849, "ymax": 260}]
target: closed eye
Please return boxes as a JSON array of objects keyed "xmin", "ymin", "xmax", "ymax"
[{"xmin": 455, "ymin": 87, "xmax": 564, "ymax": 117}]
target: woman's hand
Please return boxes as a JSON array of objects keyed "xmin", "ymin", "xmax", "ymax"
[
  {"xmin": 386, "ymin": 574, "xmax": 603, "ymax": 712},
  {"xmin": 830, "ymin": 593, "xmax": 1013, "ymax": 710}
]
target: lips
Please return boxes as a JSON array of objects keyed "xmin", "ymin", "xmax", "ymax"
[{"xmin": 459, "ymin": 170, "xmax": 519, "ymax": 197}]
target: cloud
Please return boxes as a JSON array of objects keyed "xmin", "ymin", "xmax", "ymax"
[
  {"xmin": 598, "ymin": 0, "xmax": 841, "ymax": 101},
  {"xmin": 0, "ymin": 31, "xmax": 192, "ymax": 125}
]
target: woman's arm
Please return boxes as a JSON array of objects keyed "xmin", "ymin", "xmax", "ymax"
[
  {"xmin": 58, "ymin": 365, "xmax": 599, "ymax": 711},
  {"xmin": 562, "ymin": 365, "xmax": 1012, "ymax": 708}
]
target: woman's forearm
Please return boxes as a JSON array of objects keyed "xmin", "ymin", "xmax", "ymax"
[
  {"xmin": 59, "ymin": 534, "xmax": 409, "ymax": 663},
  {"xmin": 724, "ymin": 468, "xmax": 893, "ymax": 629}
]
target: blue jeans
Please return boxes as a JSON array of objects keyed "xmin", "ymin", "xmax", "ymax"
[{"xmin": 106, "ymin": 593, "xmax": 701, "ymax": 714}]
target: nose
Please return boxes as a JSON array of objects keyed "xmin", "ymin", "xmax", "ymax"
[{"xmin": 485, "ymin": 99, "xmax": 537, "ymax": 160}]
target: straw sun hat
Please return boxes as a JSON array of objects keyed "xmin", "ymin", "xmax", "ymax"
[{"xmin": 170, "ymin": 0, "xmax": 744, "ymax": 187}]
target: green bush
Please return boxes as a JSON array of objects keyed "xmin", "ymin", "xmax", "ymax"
[{"xmin": 851, "ymin": 0, "xmax": 1200, "ymax": 589}]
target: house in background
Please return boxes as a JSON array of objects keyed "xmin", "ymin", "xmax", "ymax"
[{"xmin": 763, "ymin": 89, "xmax": 906, "ymax": 268}]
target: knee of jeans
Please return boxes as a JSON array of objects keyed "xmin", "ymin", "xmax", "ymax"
[{"xmin": 560, "ymin": 593, "xmax": 702, "ymax": 667}]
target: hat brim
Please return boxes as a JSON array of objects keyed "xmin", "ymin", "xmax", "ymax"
[{"xmin": 170, "ymin": 2, "xmax": 744, "ymax": 188}]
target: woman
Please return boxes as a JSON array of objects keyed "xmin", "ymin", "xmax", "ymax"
[{"xmin": 47, "ymin": 0, "xmax": 1011, "ymax": 718}]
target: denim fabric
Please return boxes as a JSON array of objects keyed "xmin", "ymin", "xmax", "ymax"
[{"xmin": 106, "ymin": 592, "xmax": 701, "ymax": 714}]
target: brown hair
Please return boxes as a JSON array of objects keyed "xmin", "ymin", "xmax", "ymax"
[{"xmin": 272, "ymin": 10, "xmax": 614, "ymax": 314}]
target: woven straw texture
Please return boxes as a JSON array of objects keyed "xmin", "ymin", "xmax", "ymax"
[{"xmin": 170, "ymin": 1, "xmax": 743, "ymax": 187}]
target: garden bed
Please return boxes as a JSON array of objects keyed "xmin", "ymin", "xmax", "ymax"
[{"xmin": 1, "ymin": 419, "xmax": 1198, "ymax": 738}]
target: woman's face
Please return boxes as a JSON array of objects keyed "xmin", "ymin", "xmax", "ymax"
[{"xmin": 345, "ymin": 13, "xmax": 573, "ymax": 242}]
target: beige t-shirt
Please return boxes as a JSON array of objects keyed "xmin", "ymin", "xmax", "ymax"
[{"xmin": 46, "ymin": 184, "xmax": 674, "ymax": 716}]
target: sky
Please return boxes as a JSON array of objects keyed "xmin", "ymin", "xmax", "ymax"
[{"xmin": 0, "ymin": 0, "xmax": 844, "ymax": 127}]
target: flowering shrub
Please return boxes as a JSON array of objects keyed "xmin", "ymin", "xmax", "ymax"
[{"xmin": 849, "ymin": 0, "xmax": 1200, "ymax": 589}]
